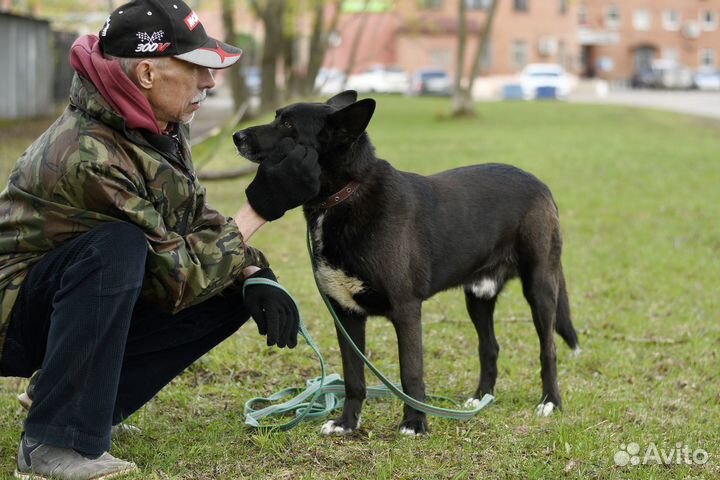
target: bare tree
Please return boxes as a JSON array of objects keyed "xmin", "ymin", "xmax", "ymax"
[
  {"xmin": 452, "ymin": 0, "xmax": 469, "ymax": 114},
  {"xmin": 249, "ymin": 0, "xmax": 286, "ymax": 110},
  {"xmin": 221, "ymin": 0, "xmax": 250, "ymax": 111},
  {"xmin": 452, "ymin": 0, "xmax": 500, "ymax": 117},
  {"xmin": 339, "ymin": 0, "xmax": 372, "ymax": 91},
  {"xmin": 301, "ymin": 0, "xmax": 343, "ymax": 96}
]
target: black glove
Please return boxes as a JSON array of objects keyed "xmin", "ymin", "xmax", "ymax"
[
  {"xmin": 245, "ymin": 138, "xmax": 321, "ymax": 221},
  {"xmin": 243, "ymin": 268, "xmax": 299, "ymax": 348}
]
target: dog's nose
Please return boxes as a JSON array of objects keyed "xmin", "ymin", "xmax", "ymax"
[{"xmin": 232, "ymin": 131, "xmax": 247, "ymax": 148}]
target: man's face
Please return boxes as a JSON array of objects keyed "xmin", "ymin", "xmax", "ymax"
[{"xmin": 146, "ymin": 57, "xmax": 215, "ymax": 127}]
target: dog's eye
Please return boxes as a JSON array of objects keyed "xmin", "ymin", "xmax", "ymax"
[{"xmin": 281, "ymin": 120, "xmax": 293, "ymax": 130}]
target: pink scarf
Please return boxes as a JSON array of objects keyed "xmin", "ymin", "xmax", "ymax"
[{"xmin": 69, "ymin": 35, "xmax": 161, "ymax": 134}]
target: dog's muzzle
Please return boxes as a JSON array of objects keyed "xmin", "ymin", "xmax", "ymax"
[{"xmin": 233, "ymin": 131, "xmax": 259, "ymax": 163}]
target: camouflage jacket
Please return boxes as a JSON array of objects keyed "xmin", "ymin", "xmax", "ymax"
[{"xmin": 0, "ymin": 74, "xmax": 267, "ymax": 362}]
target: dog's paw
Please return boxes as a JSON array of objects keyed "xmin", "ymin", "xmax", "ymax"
[
  {"xmin": 399, "ymin": 418, "xmax": 428, "ymax": 437},
  {"xmin": 464, "ymin": 397, "xmax": 483, "ymax": 409},
  {"xmin": 572, "ymin": 347, "xmax": 582, "ymax": 357},
  {"xmin": 320, "ymin": 417, "xmax": 358, "ymax": 436},
  {"xmin": 534, "ymin": 401, "xmax": 555, "ymax": 417}
]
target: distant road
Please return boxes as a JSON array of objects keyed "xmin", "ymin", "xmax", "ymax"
[{"xmin": 570, "ymin": 88, "xmax": 720, "ymax": 121}]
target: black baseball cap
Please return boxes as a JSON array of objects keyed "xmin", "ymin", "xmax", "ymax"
[{"xmin": 99, "ymin": 0, "xmax": 242, "ymax": 69}]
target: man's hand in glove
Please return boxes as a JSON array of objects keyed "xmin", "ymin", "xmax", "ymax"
[
  {"xmin": 245, "ymin": 138, "xmax": 321, "ymax": 221},
  {"xmin": 243, "ymin": 268, "xmax": 300, "ymax": 348}
]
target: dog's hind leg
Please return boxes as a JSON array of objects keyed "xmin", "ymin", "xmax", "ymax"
[
  {"xmin": 520, "ymin": 264, "xmax": 562, "ymax": 417},
  {"xmin": 463, "ymin": 291, "xmax": 499, "ymax": 407},
  {"xmin": 391, "ymin": 301, "xmax": 428, "ymax": 436},
  {"xmin": 321, "ymin": 306, "xmax": 367, "ymax": 435}
]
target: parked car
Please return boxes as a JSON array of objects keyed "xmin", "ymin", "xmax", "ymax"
[
  {"xmin": 346, "ymin": 65, "xmax": 409, "ymax": 94},
  {"xmin": 314, "ymin": 68, "xmax": 347, "ymax": 96},
  {"xmin": 693, "ymin": 67, "xmax": 720, "ymax": 91},
  {"xmin": 408, "ymin": 68, "xmax": 452, "ymax": 96},
  {"xmin": 630, "ymin": 68, "xmax": 657, "ymax": 89},
  {"xmin": 633, "ymin": 59, "xmax": 694, "ymax": 90},
  {"xmin": 519, "ymin": 63, "xmax": 572, "ymax": 99}
]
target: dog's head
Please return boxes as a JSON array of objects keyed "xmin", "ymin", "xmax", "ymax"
[{"xmin": 233, "ymin": 90, "xmax": 376, "ymax": 164}]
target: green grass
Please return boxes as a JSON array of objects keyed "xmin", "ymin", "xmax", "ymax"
[{"xmin": 1, "ymin": 97, "xmax": 720, "ymax": 479}]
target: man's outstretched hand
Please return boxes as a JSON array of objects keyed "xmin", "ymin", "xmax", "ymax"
[{"xmin": 243, "ymin": 268, "xmax": 299, "ymax": 348}]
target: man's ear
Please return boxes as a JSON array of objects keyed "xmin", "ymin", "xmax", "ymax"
[
  {"xmin": 326, "ymin": 90, "xmax": 358, "ymax": 109},
  {"xmin": 326, "ymin": 98, "xmax": 376, "ymax": 144},
  {"xmin": 134, "ymin": 59, "xmax": 157, "ymax": 90}
]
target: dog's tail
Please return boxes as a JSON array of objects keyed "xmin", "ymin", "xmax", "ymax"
[{"xmin": 556, "ymin": 264, "xmax": 579, "ymax": 350}]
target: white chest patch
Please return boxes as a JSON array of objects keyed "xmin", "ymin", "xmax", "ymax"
[
  {"xmin": 312, "ymin": 213, "xmax": 326, "ymax": 254},
  {"xmin": 315, "ymin": 261, "xmax": 367, "ymax": 314},
  {"xmin": 468, "ymin": 278, "xmax": 497, "ymax": 299}
]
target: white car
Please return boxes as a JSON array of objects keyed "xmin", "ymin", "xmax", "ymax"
[
  {"xmin": 315, "ymin": 68, "xmax": 347, "ymax": 96},
  {"xmin": 693, "ymin": 67, "xmax": 720, "ymax": 91},
  {"xmin": 519, "ymin": 63, "xmax": 572, "ymax": 99},
  {"xmin": 346, "ymin": 65, "xmax": 409, "ymax": 94}
]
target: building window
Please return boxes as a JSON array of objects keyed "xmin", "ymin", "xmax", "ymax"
[
  {"xmin": 511, "ymin": 40, "xmax": 528, "ymax": 69},
  {"xmin": 578, "ymin": 4, "xmax": 587, "ymax": 25},
  {"xmin": 663, "ymin": 10, "xmax": 680, "ymax": 31},
  {"xmin": 605, "ymin": 4, "xmax": 620, "ymax": 29},
  {"xmin": 701, "ymin": 11, "xmax": 718, "ymax": 31},
  {"xmin": 633, "ymin": 10, "xmax": 651, "ymax": 31},
  {"xmin": 700, "ymin": 49, "xmax": 716, "ymax": 68},
  {"xmin": 514, "ymin": 0, "xmax": 528, "ymax": 12},
  {"xmin": 419, "ymin": 0, "xmax": 442, "ymax": 9},
  {"xmin": 558, "ymin": 0, "xmax": 567, "ymax": 15},
  {"xmin": 466, "ymin": 0, "xmax": 492, "ymax": 10}
]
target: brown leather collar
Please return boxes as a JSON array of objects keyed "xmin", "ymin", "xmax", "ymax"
[{"xmin": 319, "ymin": 181, "xmax": 360, "ymax": 209}]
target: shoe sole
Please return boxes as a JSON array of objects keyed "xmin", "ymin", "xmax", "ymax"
[{"xmin": 14, "ymin": 466, "xmax": 138, "ymax": 479}]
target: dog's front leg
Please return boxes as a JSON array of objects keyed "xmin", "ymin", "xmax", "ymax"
[
  {"xmin": 321, "ymin": 306, "xmax": 367, "ymax": 435},
  {"xmin": 392, "ymin": 302, "xmax": 428, "ymax": 436}
]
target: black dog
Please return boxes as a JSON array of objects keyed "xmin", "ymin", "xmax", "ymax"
[{"xmin": 233, "ymin": 91, "xmax": 579, "ymax": 436}]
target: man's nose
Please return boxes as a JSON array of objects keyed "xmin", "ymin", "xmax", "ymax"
[{"xmin": 199, "ymin": 68, "xmax": 215, "ymax": 90}]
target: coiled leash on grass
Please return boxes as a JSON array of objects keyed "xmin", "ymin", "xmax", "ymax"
[{"xmin": 241, "ymin": 230, "xmax": 494, "ymax": 432}]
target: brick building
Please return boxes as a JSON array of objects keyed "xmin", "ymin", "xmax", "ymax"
[
  {"xmin": 325, "ymin": 0, "xmax": 580, "ymax": 77},
  {"xmin": 579, "ymin": 0, "xmax": 720, "ymax": 81},
  {"xmin": 324, "ymin": 0, "xmax": 719, "ymax": 85}
]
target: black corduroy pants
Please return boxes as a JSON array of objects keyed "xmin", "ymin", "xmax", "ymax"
[{"xmin": 0, "ymin": 222, "xmax": 250, "ymax": 455}]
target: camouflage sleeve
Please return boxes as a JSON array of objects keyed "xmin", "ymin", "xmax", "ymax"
[{"xmin": 52, "ymin": 160, "xmax": 267, "ymax": 313}]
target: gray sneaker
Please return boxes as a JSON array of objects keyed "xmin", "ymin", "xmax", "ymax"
[
  {"xmin": 15, "ymin": 435, "xmax": 138, "ymax": 480},
  {"xmin": 18, "ymin": 371, "xmax": 140, "ymax": 438}
]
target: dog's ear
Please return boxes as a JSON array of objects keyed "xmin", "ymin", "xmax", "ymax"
[
  {"xmin": 326, "ymin": 98, "xmax": 376, "ymax": 144},
  {"xmin": 326, "ymin": 90, "xmax": 358, "ymax": 109}
]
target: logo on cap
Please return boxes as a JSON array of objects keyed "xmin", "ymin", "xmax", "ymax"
[
  {"xmin": 184, "ymin": 11, "xmax": 200, "ymax": 31},
  {"xmin": 135, "ymin": 31, "xmax": 171, "ymax": 53}
]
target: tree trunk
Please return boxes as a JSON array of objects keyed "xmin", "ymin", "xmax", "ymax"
[
  {"xmin": 251, "ymin": 0, "xmax": 285, "ymax": 111},
  {"xmin": 451, "ymin": 0, "xmax": 470, "ymax": 116},
  {"xmin": 452, "ymin": 0, "xmax": 500, "ymax": 117},
  {"xmin": 339, "ymin": 0, "xmax": 371, "ymax": 91},
  {"xmin": 301, "ymin": 0, "xmax": 343, "ymax": 96},
  {"xmin": 221, "ymin": 0, "xmax": 249, "ymax": 111},
  {"xmin": 467, "ymin": 0, "xmax": 500, "ymax": 95}
]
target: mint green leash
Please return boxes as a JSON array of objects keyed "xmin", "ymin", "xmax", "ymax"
[{"xmin": 241, "ymin": 230, "xmax": 494, "ymax": 431}]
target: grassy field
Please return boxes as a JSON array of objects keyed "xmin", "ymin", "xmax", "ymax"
[{"xmin": 1, "ymin": 96, "xmax": 719, "ymax": 479}]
